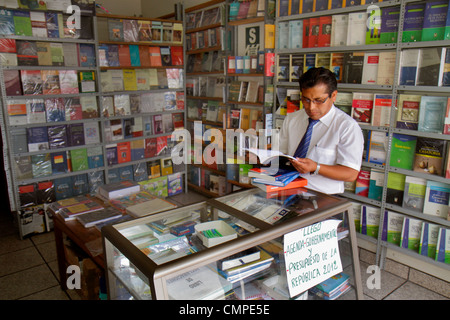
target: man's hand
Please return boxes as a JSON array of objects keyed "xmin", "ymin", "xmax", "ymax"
[{"xmin": 290, "ymin": 158, "xmax": 317, "ymax": 174}]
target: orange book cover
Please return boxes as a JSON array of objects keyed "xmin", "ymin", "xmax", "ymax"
[
  {"xmin": 149, "ymin": 46, "xmax": 162, "ymax": 67},
  {"xmin": 254, "ymin": 177, "xmax": 308, "ymax": 192},
  {"xmin": 138, "ymin": 45, "xmax": 151, "ymax": 67},
  {"xmin": 118, "ymin": 44, "xmax": 131, "ymax": 67},
  {"xmin": 117, "ymin": 141, "xmax": 131, "ymax": 164}
]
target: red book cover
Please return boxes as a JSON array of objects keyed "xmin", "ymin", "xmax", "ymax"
[
  {"xmin": 118, "ymin": 44, "xmax": 131, "ymax": 67},
  {"xmin": 4, "ymin": 70, "xmax": 22, "ymax": 96},
  {"xmin": 171, "ymin": 46, "xmax": 184, "ymax": 66},
  {"xmin": 355, "ymin": 169, "xmax": 370, "ymax": 197},
  {"xmin": 227, "ymin": 56, "xmax": 236, "ymax": 74},
  {"xmin": 0, "ymin": 38, "xmax": 16, "ymax": 53},
  {"xmin": 116, "ymin": 141, "xmax": 131, "ymax": 163},
  {"xmin": 138, "ymin": 45, "xmax": 151, "ymax": 67},
  {"xmin": 318, "ymin": 16, "xmax": 332, "ymax": 47},
  {"xmin": 308, "ymin": 17, "xmax": 319, "ymax": 48},
  {"xmin": 145, "ymin": 137, "xmax": 157, "ymax": 158},
  {"xmin": 303, "ymin": 18, "xmax": 310, "ymax": 48},
  {"xmin": 156, "ymin": 135, "xmax": 168, "ymax": 155},
  {"xmin": 264, "ymin": 52, "xmax": 275, "ymax": 77},
  {"xmin": 149, "ymin": 46, "xmax": 162, "ymax": 67},
  {"xmin": 176, "ymin": 91, "xmax": 185, "ymax": 110}
]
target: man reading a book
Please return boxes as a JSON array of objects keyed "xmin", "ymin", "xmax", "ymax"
[{"xmin": 278, "ymin": 67, "xmax": 364, "ymax": 194}]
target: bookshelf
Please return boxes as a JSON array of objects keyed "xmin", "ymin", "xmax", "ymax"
[
  {"xmin": 0, "ymin": 4, "xmax": 187, "ymax": 238},
  {"xmin": 273, "ymin": 0, "xmax": 450, "ymax": 276}
]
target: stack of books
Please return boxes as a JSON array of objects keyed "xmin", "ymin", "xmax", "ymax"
[
  {"xmin": 249, "ymin": 167, "xmax": 307, "ymax": 192},
  {"xmin": 309, "ymin": 272, "xmax": 351, "ymax": 300}
]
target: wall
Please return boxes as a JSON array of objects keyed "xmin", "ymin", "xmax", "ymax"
[
  {"xmin": 97, "ymin": 0, "xmax": 142, "ymax": 16},
  {"xmin": 141, "ymin": 0, "xmax": 205, "ymax": 18}
]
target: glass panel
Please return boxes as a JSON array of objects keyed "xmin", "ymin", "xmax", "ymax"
[
  {"xmin": 109, "ymin": 243, "xmax": 152, "ymax": 300},
  {"xmin": 216, "ymin": 188, "xmax": 343, "ymax": 224}
]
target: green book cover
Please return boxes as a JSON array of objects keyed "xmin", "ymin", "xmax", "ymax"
[
  {"xmin": 386, "ymin": 172, "xmax": 406, "ymax": 206},
  {"xmin": 379, "ymin": 7, "xmax": 399, "ymax": 44},
  {"xmin": 366, "ymin": 8, "xmax": 381, "ymax": 45},
  {"xmin": 400, "ymin": 217, "xmax": 422, "ymax": 252},
  {"xmin": 382, "ymin": 210, "xmax": 403, "ymax": 246},
  {"xmin": 360, "ymin": 205, "xmax": 380, "ymax": 239},
  {"xmin": 402, "ymin": 176, "xmax": 426, "ymax": 212},
  {"xmin": 421, "ymin": 1, "xmax": 448, "ymax": 41},
  {"xmin": 389, "ymin": 134, "xmax": 417, "ymax": 170},
  {"xmin": 402, "ymin": 4, "xmax": 425, "ymax": 42},
  {"xmin": 70, "ymin": 148, "xmax": 88, "ymax": 172},
  {"xmin": 419, "ymin": 222, "xmax": 440, "ymax": 259},
  {"xmin": 13, "ymin": 10, "xmax": 32, "ymax": 36}
]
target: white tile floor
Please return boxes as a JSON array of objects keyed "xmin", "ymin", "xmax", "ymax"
[{"xmin": 0, "ymin": 191, "xmax": 448, "ymax": 300}]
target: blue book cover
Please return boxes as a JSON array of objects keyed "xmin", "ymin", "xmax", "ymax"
[
  {"xmin": 418, "ymin": 96, "xmax": 447, "ymax": 133},
  {"xmin": 168, "ymin": 173, "xmax": 183, "ymax": 196},
  {"xmin": 133, "ymin": 163, "xmax": 148, "ymax": 182},
  {"xmin": 330, "ymin": 0, "xmax": 343, "ymax": 9},
  {"xmin": 87, "ymin": 170, "xmax": 104, "ymax": 194},
  {"xmin": 302, "ymin": 0, "xmax": 314, "ymax": 13},
  {"xmin": 27, "ymin": 127, "xmax": 49, "ymax": 152},
  {"xmin": 106, "ymin": 145, "xmax": 118, "ymax": 166},
  {"xmin": 421, "ymin": 1, "xmax": 449, "ymax": 41},
  {"xmin": 315, "ymin": 0, "xmax": 329, "ymax": 11},
  {"xmin": 290, "ymin": 0, "xmax": 300, "ymax": 15},
  {"xmin": 446, "ymin": 2, "xmax": 450, "ymax": 39},
  {"xmin": 129, "ymin": 44, "xmax": 141, "ymax": 67},
  {"xmin": 107, "ymin": 167, "xmax": 120, "ymax": 183},
  {"xmin": 252, "ymin": 172, "xmax": 299, "ymax": 187},
  {"xmin": 435, "ymin": 228, "xmax": 449, "ymax": 263},
  {"xmin": 380, "ymin": 7, "xmax": 400, "ymax": 44},
  {"xmin": 71, "ymin": 174, "xmax": 89, "ymax": 196},
  {"xmin": 50, "ymin": 151, "xmax": 68, "ymax": 174},
  {"xmin": 79, "ymin": 44, "xmax": 96, "ymax": 68},
  {"xmin": 278, "ymin": 0, "xmax": 288, "ymax": 17},
  {"xmin": 45, "ymin": 12, "xmax": 59, "ymax": 38},
  {"xmin": 106, "ymin": 44, "xmax": 120, "ymax": 67},
  {"xmin": 402, "ymin": 3, "xmax": 425, "ymax": 42},
  {"xmin": 48, "ymin": 125, "xmax": 68, "ymax": 149},
  {"xmin": 31, "ymin": 154, "xmax": 52, "ymax": 178},
  {"xmin": 0, "ymin": 9, "xmax": 15, "ymax": 35},
  {"xmin": 45, "ymin": 99, "xmax": 65, "ymax": 122},
  {"xmin": 68, "ymin": 123, "xmax": 85, "ymax": 146},
  {"xmin": 119, "ymin": 165, "xmax": 134, "ymax": 181},
  {"xmin": 235, "ymin": 56, "xmax": 243, "ymax": 73},
  {"xmin": 87, "ymin": 146, "xmax": 104, "ymax": 169},
  {"xmin": 54, "ymin": 176, "xmax": 73, "ymax": 200}
]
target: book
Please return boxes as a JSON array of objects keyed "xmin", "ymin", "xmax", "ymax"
[
  {"xmin": 361, "ymin": 52, "xmax": 379, "ymax": 85},
  {"xmin": 342, "ymin": 52, "xmax": 364, "ymax": 84},
  {"xmin": 418, "ymin": 222, "xmax": 441, "ymax": 259},
  {"xmin": 218, "ymin": 248, "xmax": 261, "ymax": 271},
  {"xmin": 70, "ymin": 148, "xmax": 88, "ymax": 172},
  {"xmin": 376, "ymin": 51, "xmax": 396, "ymax": 85},
  {"xmin": 78, "ymin": 43, "xmax": 95, "ymax": 68},
  {"xmin": 245, "ymin": 148, "xmax": 296, "ymax": 165},
  {"xmin": 78, "ymin": 71, "xmax": 95, "ymax": 93},
  {"xmin": 402, "ymin": 3, "xmax": 425, "ymax": 42},
  {"xmin": 48, "ymin": 125, "xmax": 68, "ymax": 149},
  {"xmin": 41, "ymin": 70, "xmax": 60, "ymax": 95},
  {"xmin": 389, "ymin": 134, "xmax": 417, "ymax": 170},
  {"xmin": 251, "ymin": 177, "xmax": 307, "ymax": 192},
  {"xmin": 31, "ymin": 153, "xmax": 52, "ymax": 178},
  {"xmin": 330, "ymin": 14, "xmax": 348, "ymax": 47},
  {"xmin": 27, "ymin": 126, "xmax": 49, "ymax": 152},
  {"xmin": 59, "ymin": 70, "xmax": 79, "ymax": 94},
  {"xmin": 346, "ymin": 12, "xmax": 367, "ymax": 46},
  {"xmin": 126, "ymin": 197, "xmax": 176, "ymax": 218},
  {"xmin": 371, "ymin": 94, "xmax": 392, "ymax": 127},
  {"xmin": 368, "ymin": 169, "xmax": 384, "ymax": 201},
  {"xmin": 386, "ymin": 172, "xmax": 406, "ymax": 206},
  {"xmin": 381, "ymin": 210, "xmax": 403, "ymax": 246},
  {"xmin": 421, "ymin": 1, "xmax": 449, "ymax": 41},
  {"xmin": 309, "ymin": 272, "xmax": 350, "ymax": 300},
  {"xmin": 355, "ymin": 169, "xmax": 370, "ymax": 197},
  {"xmin": 416, "ymin": 47, "xmax": 445, "ymax": 86},
  {"xmin": 13, "ymin": 10, "xmax": 32, "ymax": 36},
  {"xmin": 21, "ymin": 69, "xmax": 42, "ymax": 95},
  {"xmin": 318, "ymin": 15, "xmax": 332, "ymax": 47},
  {"xmin": 379, "ymin": 6, "xmax": 399, "ymax": 44},
  {"xmin": 414, "ymin": 137, "xmax": 446, "ymax": 176},
  {"xmin": 418, "ymin": 96, "xmax": 447, "ymax": 133},
  {"xmin": 400, "ymin": 217, "xmax": 423, "ymax": 252},
  {"xmin": 7, "ymin": 100, "xmax": 27, "ymax": 125},
  {"xmin": 403, "ymin": 176, "xmax": 427, "ymax": 212},
  {"xmin": 443, "ymin": 49, "xmax": 450, "ymax": 86},
  {"xmin": 248, "ymin": 167, "xmax": 298, "ymax": 182},
  {"xmin": 435, "ymin": 228, "xmax": 450, "ymax": 263},
  {"xmin": 351, "ymin": 92, "xmax": 373, "ymax": 125},
  {"xmin": 87, "ymin": 146, "xmax": 104, "ymax": 169},
  {"xmin": 98, "ymin": 180, "xmax": 140, "ymax": 200},
  {"xmin": 396, "ymin": 94, "xmax": 421, "ymax": 130},
  {"xmin": 423, "ymin": 181, "xmax": 450, "ymax": 219},
  {"xmin": 399, "ymin": 49, "xmax": 420, "ymax": 86},
  {"xmin": 252, "ymin": 171, "xmax": 300, "ymax": 187},
  {"xmin": 76, "ymin": 207, "xmax": 123, "ymax": 228},
  {"xmin": 308, "ymin": 17, "xmax": 319, "ymax": 48},
  {"xmin": 289, "ymin": 20, "xmax": 303, "ymax": 49},
  {"xmin": 108, "ymin": 18, "xmax": 124, "ymax": 41},
  {"xmin": 360, "ymin": 205, "xmax": 381, "ymax": 238},
  {"xmin": 68, "ymin": 123, "xmax": 85, "ymax": 146}
]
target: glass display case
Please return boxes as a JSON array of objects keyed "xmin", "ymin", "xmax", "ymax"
[{"xmin": 102, "ymin": 188, "xmax": 363, "ymax": 300}]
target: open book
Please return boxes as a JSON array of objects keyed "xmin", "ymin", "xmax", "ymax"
[{"xmin": 244, "ymin": 148, "xmax": 296, "ymax": 165}]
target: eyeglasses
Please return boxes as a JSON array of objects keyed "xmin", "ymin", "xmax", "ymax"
[{"xmin": 301, "ymin": 96, "xmax": 329, "ymax": 105}]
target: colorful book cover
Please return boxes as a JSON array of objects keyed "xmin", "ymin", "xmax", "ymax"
[
  {"xmin": 421, "ymin": 1, "xmax": 449, "ymax": 41},
  {"xmin": 419, "ymin": 222, "xmax": 440, "ymax": 259},
  {"xmin": 386, "ymin": 172, "xmax": 405, "ymax": 206},
  {"xmin": 402, "ymin": 3, "xmax": 425, "ymax": 42},
  {"xmin": 87, "ymin": 146, "xmax": 104, "ymax": 169},
  {"xmin": 355, "ymin": 169, "xmax": 370, "ymax": 197},
  {"xmin": 381, "ymin": 210, "xmax": 403, "ymax": 246},
  {"xmin": 70, "ymin": 148, "xmax": 88, "ymax": 172},
  {"xmin": 368, "ymin": 169, "xmax": 384, "ymax": 201},
  {"xmin": 396, "ymin": 94, "xmax": 420, "ymax": 130},
  {"xmin": 400, "ymin": 217, "xmax": 423, "ymax": 252},
  {"xmin": 360, "ymin": 205, "xmax": 381, "ymax": 238},
  {"xmin": 413, "ymin": 137, "xmax": 446, "ymax": 176},
  {"xmin": 389, "ymin": 134, "xmax": 417, "ymax": 170},
  {"xmin": 379, "ymin": 6, "xmax": 399, "ymax": 44}
]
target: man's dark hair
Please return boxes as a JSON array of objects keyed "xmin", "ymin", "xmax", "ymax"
[{"xmin": 299, "ymin": 67, "xmax": 338, "ymax": 96}]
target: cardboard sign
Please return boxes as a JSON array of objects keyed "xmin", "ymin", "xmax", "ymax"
[{"xmin": 284, "ymin": 219, "xmax": 343, "ymax": 297}]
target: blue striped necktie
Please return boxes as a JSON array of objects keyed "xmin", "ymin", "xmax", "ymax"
[{"xmin": 294, "ymin": 118, "xmax": 320, "ymax": 158}]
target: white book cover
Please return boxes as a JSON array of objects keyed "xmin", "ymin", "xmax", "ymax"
[
  {"xmin": 346, "ymin": 12, "xmax": 367, "ymax": 46},
  {"xmin": 361, "ymin": 52, "xmax": 379, "ymax": 84},
  {"xmin": 419, "ymin": 222, "xmax": 440, "ymax": 259},
  {"xmin": 330, "ymin": 14, "xmax": 348, "ymax": 47},
  {"xmin": 371, "ymin": 94, "xmax": 392, "ymax": 127},
  {"xmin": 277, "ymin": 21, "xmax": 289, "ymax": 49},
  {"xmin": 423, "ymin": 181, "xmax": 450, "ymax": 219},
  {"xmin": 26, "ymin": 99, "xmax": 46, "ymax": 124},
  {"xmin": 114, "ymin": 94, "xmax": 131, "ymax": 116},
  {"xmin": 400, "ymin": 217, "xmax": 423, "ymax": 252},
  {"xmin": 376, "ymin": 51, "xmax": 396, "ymax": 85},
  {"xmin": 83, "ymin": 122, "xmax": 100, "ymax": 145},
  {"xmin": 360, "ymin": 205, "xmax": 381, "ymax": 238},
  {"xmin": 135, "ymin": 69, "xmax": 150, "ymax": 91},
  {"xmin": 110, "ymin": 69, "xmax": 125, "ymax": 92},
  {"xmin": 288, "ymin": 20, "xmax": 303, "ymax": 49},
  {"xmin": 62, "ymin": 43, "xmax": 79, "ymax": 67}
]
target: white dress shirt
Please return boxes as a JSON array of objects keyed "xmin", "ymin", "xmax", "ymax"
[{"xmin": 278, "ymin": 106, "xmax": 364, "ymax": 194}]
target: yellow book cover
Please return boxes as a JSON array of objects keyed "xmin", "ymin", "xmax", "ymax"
[
  {"xmin": 160, "ymin": 157, "xmax": 173, "ymax": 176},
  {"xmin": 239, "ymin": 108, "xmax": 251, "ymax": 130},
  {"xmin": 264, "ymin": 24, "xmax": 275, "ymax": 49},
  {"xmin": 123, "ymin": 69, "xmax": 137, "ymax": 91}
]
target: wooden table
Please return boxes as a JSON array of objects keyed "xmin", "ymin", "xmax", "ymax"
[{"xmin": 53, "ymin": 213, "xmax": 105, "ymax": 290}]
